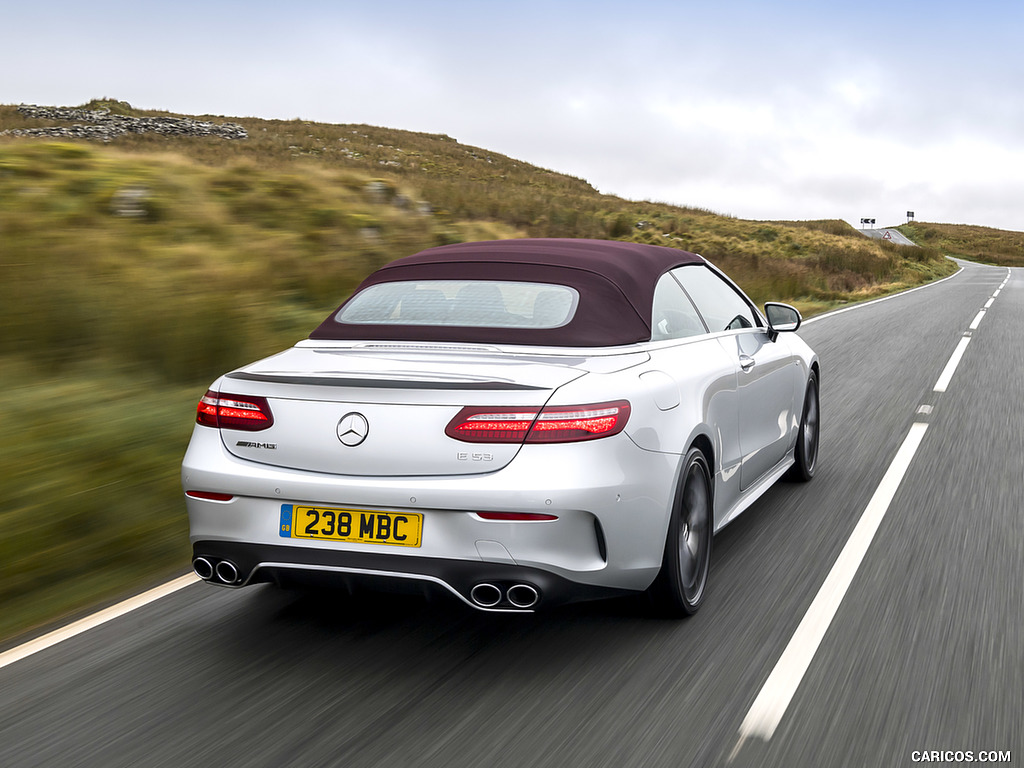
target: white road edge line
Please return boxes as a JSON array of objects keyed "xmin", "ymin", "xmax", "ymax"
[
  {"xmin": 933, "ymin": 336, "xmax": 972, "ymax": 393},
  {"xmin": 0, "ymin": 573, "xmax": 199, "ymax": 671},
  {"xmin": 802, "ymin": 260, "xmax": 1011, "ymax": 328},
  {"xmin": 802, "ymin": 265, "xmax": 963, "ymax": 326},
  {"xmin": 735, "ymin": 422, "xmax": 930, "ymax": 745}
]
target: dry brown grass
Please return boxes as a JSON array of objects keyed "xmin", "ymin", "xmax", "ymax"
[{"xmin": 899, "ymin": 222, "xmax": 1024, "ymax": 267}]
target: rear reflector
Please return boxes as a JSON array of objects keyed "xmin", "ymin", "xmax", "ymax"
[
  {"xmin": 476, "ymin": 512, "xmax": 558, "ymax": 521},
  {"xmin": 195, "ymin": 390, "xmax": 274, "ymax": 431},
  {"xmin": 446, "ymin": 400, "xmax": 630, "ymax": 444},
  {"xmin": 185, "ymin": 491, "xmax": 235, "ymax": 501}
]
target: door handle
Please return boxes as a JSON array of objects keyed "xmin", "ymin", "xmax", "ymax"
[{"xmin": 739, "ymin": 354, "xmax": 755, "ymax": 372}]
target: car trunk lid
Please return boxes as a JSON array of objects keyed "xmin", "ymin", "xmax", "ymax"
[{"xmin": 217, "ymin": 345, "xmax": 587, "ymax": 476}]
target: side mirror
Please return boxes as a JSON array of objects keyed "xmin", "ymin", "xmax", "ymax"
[{"xmin": 764, "ymin": 302, "xmax": 802, "ymax": 340}]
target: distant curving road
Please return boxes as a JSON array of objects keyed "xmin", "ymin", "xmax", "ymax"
[
  {"xmin": 860, "ymin": 227, "xmax": 917, "ymax": 246},
  {"xmin": 1, "ymin": 259, "xmax": 1020, "ymax": 768}
]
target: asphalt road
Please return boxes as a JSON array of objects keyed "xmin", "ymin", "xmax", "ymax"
[
  {"xmin": 860, "ymin": 228, "xmax": 917, "ymax": 246},
  {"xmin": 1, "ymin": 259, "xmax": 1020, "ymax": 768}
]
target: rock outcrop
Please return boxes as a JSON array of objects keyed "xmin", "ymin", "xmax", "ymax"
[{"xmin": 4, "ymin": 105, "xmax": 248, "ymax": 141}]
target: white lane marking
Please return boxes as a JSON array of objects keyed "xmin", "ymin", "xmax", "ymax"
[
  {"xmin": 0, "ymin": 573, "xmax": 199, "ymax": 671},
  {"xmin": 984, "ymin": 298, "xmax": 995, "ymax": 309},
  {"xmin": 969, "ymin": 310, "xmax": 986, "ymax": 330},
  {"xmin": 993, "ymin": 289, "xmax": 1001, "ymax": 297},
  {"xmin": 933, "ymin": 336, "xmax": 972, "ymax": 393},
  {"xmin": 736, "ymin": 422, "xmax": 930, "ymax": 743},
  {"xmin": 733, "ymin": 269, "xmax": 1006, "ymax": 757}
]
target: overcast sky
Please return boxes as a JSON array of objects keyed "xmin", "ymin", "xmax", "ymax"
[{"xmin": 4, "ymin": 0, "xmax": 1023, "ymax": 231}]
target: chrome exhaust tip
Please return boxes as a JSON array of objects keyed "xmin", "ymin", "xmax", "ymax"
[
  {"xmin": 470, "ymin": 583, "xmax": 502, "ymax": 608},
  {"xmin": 192, "ymin": 557, "xmax": 214, "ymax": 581},
  {"xmin": 215, "ymin": 559, "xmax": 239, "ymax": 585},
  {"xmin": 506, "ymin": 584, "xmax": 539, "ymax": 609}
]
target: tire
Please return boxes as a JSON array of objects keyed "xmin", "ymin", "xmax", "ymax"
[
  {"xmin": 648, "ymin": 448, "xmax": 713, "ymax": 618},
  {"xmin": 786, "ymin": 369, "xmax": 819, "ymax": 482}
]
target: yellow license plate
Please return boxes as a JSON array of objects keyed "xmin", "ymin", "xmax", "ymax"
[{"xmin": 280, "ymin": 504, "xmax": 422, "ymax": 547}]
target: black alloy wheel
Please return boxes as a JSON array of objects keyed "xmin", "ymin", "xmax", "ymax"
[
  {"xmin": 786, "ymin": 369, "xmax": 819, "ymax": 482},
  {"xmin": 649, "ymin": 447, "xmax": 713, "ymax": 617}
]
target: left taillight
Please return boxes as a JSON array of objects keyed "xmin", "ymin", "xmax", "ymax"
[
  {"xmin": 446, "ymin": 400, "xmax": 630, "ymax": 444},
  {"xmin": 185, "ymin": 490, "xmax": 235, "ymax": 501},
  {"xmin": 196, "ymin": 390, "xmax": 274, "ymax": 431}
]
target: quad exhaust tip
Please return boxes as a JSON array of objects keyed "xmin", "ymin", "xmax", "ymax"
[
  {"xmin": 469, "ymin": 582, "xmax": 540, "ymax": 609},
  {"xmin": 192, "ymin": 557, "xmax": 214, "ymax": 581},
  {"xmin": 470, "ymin": 583, "xmax": 502, "ymax": 608},
  {"xmin": 193, "ymin": 557, "xmax": 241, "ymax": 585},
  {"xmin": 506, "ymin": 584, "xmax": 539, "ymax": 609},
  {"xmin": 215, "ymin": 560, "xmax": 240, "ymax": 584}
]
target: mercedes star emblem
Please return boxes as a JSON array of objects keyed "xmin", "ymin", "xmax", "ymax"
[{"xmin": 336, "ymin": 412, "xmax": 369, "ymax": 447}]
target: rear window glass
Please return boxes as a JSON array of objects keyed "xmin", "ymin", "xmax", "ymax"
[{"xmin": 336, "ymin": 280, "xmax": 580, "ymax": 329}]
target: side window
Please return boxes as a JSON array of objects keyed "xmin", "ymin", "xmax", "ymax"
[
  {"xmin": 651, "ymin": 272, "xmax": 708, "ymax": 340},
  {"xmin": 672, "ymin": 266, "xmax": 758, "ymax": 332}
]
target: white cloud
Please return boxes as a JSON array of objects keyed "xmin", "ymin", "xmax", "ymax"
[{"xmin": 2, "ymin": 0, "xmax": 1023, "ymax": 231}]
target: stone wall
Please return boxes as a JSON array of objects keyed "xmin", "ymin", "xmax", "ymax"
[{"xmin": 3, "ymin": 105, "xmax": 248, "ymax": 141}]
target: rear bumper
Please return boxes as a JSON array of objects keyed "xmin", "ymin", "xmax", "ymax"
[
  {"xmin": 182, "ymin": 423, "xmax": 680, "ymax": 602},
  {"xmin": 191, "ymin": 540, "xmax": 631, "ymax": 612}
]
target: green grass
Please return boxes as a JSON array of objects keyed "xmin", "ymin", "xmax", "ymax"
[
  {"xmin": 0, "ymin": 100, "xmax": 968, "ymax": 643},
  {"xmin": 0, "ymin": 359, "xmax": 196, "ymax": 640},
  {"xmin": 898, "ymin": 222, "xmax": 1024, "ymax": 267},
  {"xmin": 0, "ymin": 141, "xmax": 521, "ymax": 382}
]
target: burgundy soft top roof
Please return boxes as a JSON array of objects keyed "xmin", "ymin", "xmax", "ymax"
[{"xmin": 309, "ymin": 239, "xmax": 705, "ymax": 347}]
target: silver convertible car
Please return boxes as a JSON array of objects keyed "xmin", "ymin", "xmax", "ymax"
[{"xmin": 182, "ymin": 238, "xmax": 819, "ymax": 616}]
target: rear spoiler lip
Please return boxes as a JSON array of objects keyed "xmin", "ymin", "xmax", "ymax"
[{"xmin": 224, "ymin": 371, "xmax": 548, "ymax": 391}]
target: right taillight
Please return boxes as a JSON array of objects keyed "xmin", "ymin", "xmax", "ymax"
[
  {"xmin": 475, "ymin": 512, "xmax": 559, "ymax": 521},
  {"xmin": 446, "ymin": 400, "xmax": 630, "ymax": 444},
  {"xmin": 195, "ymin": 390, "xmax": 274, "ymax": 431}
]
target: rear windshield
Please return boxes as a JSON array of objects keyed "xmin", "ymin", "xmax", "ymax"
[{"xmin": 336, "ymin": 280, "xmax": 580, "ymax": 329}]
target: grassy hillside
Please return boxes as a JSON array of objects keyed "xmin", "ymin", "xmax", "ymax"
[
  {"xmin": 0, "ymin": 99, "xmax": 958, "ymax": 642},
  {"xmin": 898, "ymin": 222, "xmax": 1024, "ymax": 267}
]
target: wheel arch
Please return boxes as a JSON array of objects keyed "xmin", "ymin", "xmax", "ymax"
[
  {"xmin": 689, "ymin": 432, "xmax": 715, "ymax": 479},
  {"xmin": 688, "ymin": 432, "xmax": 717, "ymax": 525},
  {"xmin": 654, "ymin": 432, "xmax": 716, "ymax": 551}
]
